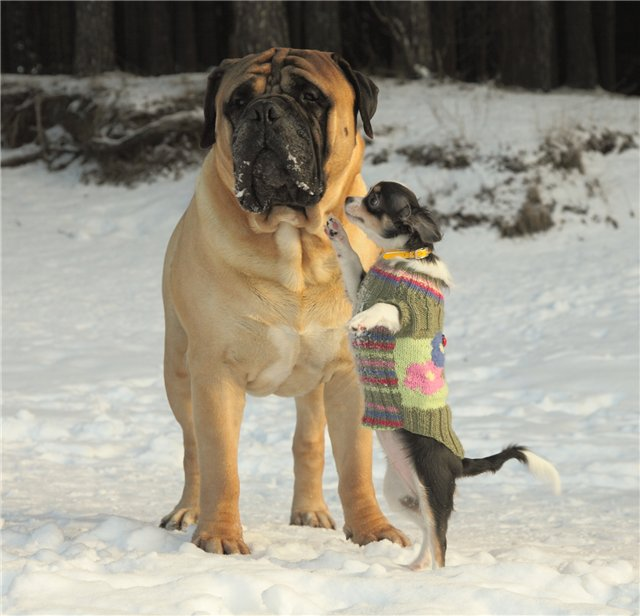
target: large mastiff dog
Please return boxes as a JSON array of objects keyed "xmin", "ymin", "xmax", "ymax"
[{"xmin": 160, "ymin": 48, "xmax": 408, "ymax": 554}]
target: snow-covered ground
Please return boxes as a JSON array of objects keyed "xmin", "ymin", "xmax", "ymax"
[{"xmin": 2, "ymin": 77, "xmax": 639, "ymax": 615}]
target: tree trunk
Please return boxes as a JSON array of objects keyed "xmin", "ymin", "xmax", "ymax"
[
  {"xmin": 384, "ymin": 1, "xmax": 433, "ymax": 77},
  {"xmin": 116, "ymin": 2, "xmax": 142, "ymax": 73},
  {"xmin": 303, "ymin": 1, "xmax": 341, "ymax": 54},
  {"xmin": 230, "ymin": 1, "xmax": 290, "ymax": 58},
  {"xmin": 563, "ymin": 1, "xmax": 598, "ymax": 88},
  {"xmin": 459, "ymin": 1, "xmax": 489, "ymax": 82},
  {"xmin": 499, "ymin": 1, "xmax": 557, "ymax": 91},
  {"xmin": 593, "ymin": 1, "xmax": 616, "ymax": 91},
  {"xmin": 612, "ymin": 1, "xmax": 639, "ymax": 94},
  {"xmin": 1, "ymin": 2, "xmax": 33, "ymax": 74},
  {"xmin": 368, "ymin": 1, "xmax": 432, "ymax": 77},
  {"xmin": 144, "ymin": 1, "xmax": 174, "ymax": 75},
  {"xmin": 403, "ymin": 1, "xmax": 432, "ymax": 73},
  {"xmin": 499, "ymin": 2, "xmax": 526, "ymax": 87},
  {"xmin": 194, "ymin": 1, "xmax": 228, "ymax": 67},
  {"xmin": 339, "ymin": 3, "xmax": 381, "ymax": 72},
  {"xmin": 40, "ymin": 2, "xmax": 74, "ymax": 74},
  {"xmin": 431, "ymin": 1, "xmax": 457, "ymax": 78},
  {"xmin": 174, "ymin": 2, "xmax": 198, "ymax": 72},
  {"xmin": 74, "ymin": 1, "xmax": 116, "ymax": 75},
  {"xmin": 287, "ymin": 2, "xmax": 304, "ymax": 50},
  {"xmin": 531, "ymin": 1, "xmax": 558, "ymax": 91}
]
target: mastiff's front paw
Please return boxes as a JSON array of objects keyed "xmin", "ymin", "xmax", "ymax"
[
  {"xmin": 290, "ymin": 509, "xmax": 336, "ymax": 530},
  {"xmin": 160, "ymin": 504, "xmax": 199, "ymax": 531},
  {"xmin": 192, "ymin": 527, "xmax": 250, "ymax": 555},
  {"xmin": 345, "ymin": 522, "xmax": 411, "ymax": 547}
]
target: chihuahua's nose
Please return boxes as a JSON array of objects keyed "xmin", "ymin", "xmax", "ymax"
[{"xmin": 345, "ymin": 196, "xmax": 356, "ymax": 205}]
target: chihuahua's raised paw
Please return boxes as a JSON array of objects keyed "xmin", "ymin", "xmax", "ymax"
[
  {"xmin": 325, "ymin": 216, "xmax": 347, "ymax": 242},
  {"xmin": 325, "ymin": 216, "xmax": 353, "ymax": 260},
  {"xmin": 348, "ymin": 303, "xmax": 401, "ymax": 334}
]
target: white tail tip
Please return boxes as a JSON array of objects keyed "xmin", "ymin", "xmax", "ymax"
[{"xmin": 522, "ymin": 450, "xmax": 562, "ymax": 496}]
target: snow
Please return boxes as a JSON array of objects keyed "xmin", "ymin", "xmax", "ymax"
[
  {"xmin": 2, "ymin": 76, "xmax": 639, "ymax": 615},
  {"xmin": 2, "ymin": 72, "xmax": 207, "ymax": 113}
]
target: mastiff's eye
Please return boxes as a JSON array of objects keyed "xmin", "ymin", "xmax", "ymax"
[
  {"xmin": 228, "ymin": 84, "xmax": 254, "ymax": 111},
  {"xmin": 230, "ymin": 94, "xmax": 247, "ymax": 108},
  {"xmin": 302, "ymin": 89, "xmax": 320, "ymax": 104}
]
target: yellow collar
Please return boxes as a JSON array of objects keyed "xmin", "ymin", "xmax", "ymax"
[{"xmin": 382, "ymin": 247, "xmax": 432, "ymax": 260}]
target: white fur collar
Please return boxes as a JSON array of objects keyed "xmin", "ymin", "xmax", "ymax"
[{"xmin": 395, "ymin": 257, "xmax": 453, "ymax": 288}]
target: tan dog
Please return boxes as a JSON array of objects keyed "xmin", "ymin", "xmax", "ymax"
[{"xmin": 160, "ymin": 48, "xmax": 409, "ymax": 555}]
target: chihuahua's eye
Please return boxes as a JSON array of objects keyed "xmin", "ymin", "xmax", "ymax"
[{"xmin": 368, "ymin": 193, "xmax": 380, "ymax": 210}]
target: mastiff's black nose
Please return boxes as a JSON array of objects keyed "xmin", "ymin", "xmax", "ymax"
[{"xmin": 249, "ymin": 99, "xmax": 283, "ymax": 125}]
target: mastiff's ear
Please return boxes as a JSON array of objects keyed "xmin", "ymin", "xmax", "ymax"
[
  {"xmin": 200, "ymin": 66, "xmax": 225, "ymax": 149},
  {"xmin": 201, "ymin": 59, "xmax": 237, "ymax": 149},
  {"xmin": 332, "ymin": 54, "xmax": 379, "ymax": 140}
]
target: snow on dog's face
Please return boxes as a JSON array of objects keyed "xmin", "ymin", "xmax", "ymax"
[{"xmin": 345, "ymin": 181, "xmax": 442, "ymax": 250}]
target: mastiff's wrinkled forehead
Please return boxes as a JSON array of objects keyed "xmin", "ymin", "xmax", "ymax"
[{"xmin": 201, "ymin": 48, "xmax": 378, "ymax": 214}]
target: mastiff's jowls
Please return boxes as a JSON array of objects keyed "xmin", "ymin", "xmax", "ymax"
[{"xmin": 160, "ymin": 48, "xmax": 409, "ymax": 554}]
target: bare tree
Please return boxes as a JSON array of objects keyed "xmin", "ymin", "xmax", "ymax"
[
  {"xmin": 174, "ymin": 2, "xmax": 198, "ymax": 72},
  {"xmin": 39, "ymin": 2, "xmax": 74, "ymax": 74},
  {"xmin": 400, "ymin": 1, "xmax": 433, "ymax": 73},
  {"xmin": 431, "ymin": 1, "xmax": 457, "ymax": 78},
  {"xmin": 0, "ymin": 1, "xmax": 633, "ymax": 94},
  {"xmin": 2, "ymin": 2, "xmax": 36, "ymax": 74},
  {"xmin": 531, "ymin": 1, "xmax": 558, "ymax": 91},
  {"xmin": 563, "ymin": 1, "xmax": 598, "ymax": 88},
  {"xmin": 194, "ymin": 2, "xmax": 229, "ymax": 69},
  {"xmin": 303, "ymin": 1, "xmax": 341, "ymax": 54},
  {"xmin": 145, "ymin": 2, "xmax": 174, "ymax": 75},
  {"xmin": 230, "ymin": 1, "xmax": 290, "ymax": 58},
  {"xmin": 116, "ymin": 2, "xmax": 142, "ymax": 73},
  {"xmin": 370, "ymin": 1, "xmax": 433, "ymax": 78},
  {"xmin": 459, "ymin": 1, "xmax": 489, "ymax": 82},
  {"xmin": 593, "ymin": 1, "xmax": 616, "ymax": 91},
  {"xmin": 74, "ymin": 1, "xmax": 116, "ymax": 75},
  {"xmin": 499, "ymin": 1, "xmax": 557, "ymax": 91}
]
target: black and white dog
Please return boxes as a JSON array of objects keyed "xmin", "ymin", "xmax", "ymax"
[{"xmin": 325, "ymin": 181, "xmax": 561, "ymax": 570}]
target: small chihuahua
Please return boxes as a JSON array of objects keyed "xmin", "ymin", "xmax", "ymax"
[{"xmin": 326, "ymin": 181, "xmax": 560, "ymax": 570}]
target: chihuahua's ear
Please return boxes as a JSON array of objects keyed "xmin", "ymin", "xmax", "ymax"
[
  {"xmin": 406, "ymin": 208, "xmax": 443, "ymax": 244},
  {"xmin": 332, "ymin": 54, "xmax": 379, "ymax": 139},
  {"xmin": 201, "ymin": 59, "xmax": 238, "ymax": 149}
]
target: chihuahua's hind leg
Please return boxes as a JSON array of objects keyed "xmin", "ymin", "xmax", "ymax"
[
  {"xmin": 409, "ymin": 487, "xmax": 441, "ymax": 570},
  {"xmin": 406, "ymin": 437, "xmax": 458, "ymax": 569}
]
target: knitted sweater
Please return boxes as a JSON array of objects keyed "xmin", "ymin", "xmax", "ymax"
[{"xmin": 351, "ymin": 258, "xmax": 464, "ymax": 459}]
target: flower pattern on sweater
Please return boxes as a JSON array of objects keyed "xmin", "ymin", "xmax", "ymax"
[{"xmin": 404, "ymin": 360, "xmax": 446, "ymax": 395}]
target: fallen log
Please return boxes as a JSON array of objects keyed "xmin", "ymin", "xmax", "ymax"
[
  {"xmin": 87, "ymin": 110, "xmax": 202, "ymax": 155},
  {"xmin": 1, "ymin": 146, "xmax": 43, "ymax": 168}
]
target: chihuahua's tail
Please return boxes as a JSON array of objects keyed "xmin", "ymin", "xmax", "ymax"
[{"xmin": 461, "ymin": 445, "xmax": 561, "ymax": 495}]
